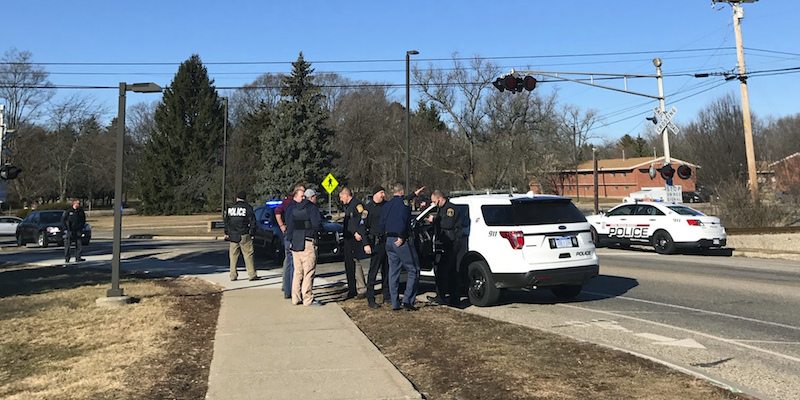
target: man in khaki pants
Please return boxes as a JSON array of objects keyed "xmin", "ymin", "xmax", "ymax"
[
  {"xmin": 286, "ymin": 188, "xmax": 324, "ymax": 306},
  {"xmin": 225, "ymin": 192, "xmax": 259, "ymax": 281}
]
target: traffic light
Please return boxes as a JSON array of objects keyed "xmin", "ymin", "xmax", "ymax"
[
  {"xmin": 0, "ymin": 164, "xmax": 21, "ymax": 180},
  {"xmin": 492, "ymin": 75, "xmax": 538, "ymax": 93},
  {"xmin": 659, "ymin": 165, "xmax": 675, "ymax": 180},
  {"xmin": 677, "ymin": 165, "xmax": 692, "ymax": 180}
]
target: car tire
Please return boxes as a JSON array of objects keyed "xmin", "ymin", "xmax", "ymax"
[
  {"xmin": 466, "ymin": 260, "xmax": 499, "ymax": 307},
  {"xmin": 652, "ymin": 230, "xmax": 676, "ymax": 254},
  {"xmin": 37, "ymin": 231, "xmax": 48, "ymax": 248},
  {"xmin": 590, "ymin": 226, "xmax": 603, "ymax": 247},
  {"xmin": 272, "ymin": 238, "xmax": 285, "ymax": 264},
  {"xmin": 16, "ymin": 234, "xmax": 25, "ymax": 247},
  {"xmin": 551, "ymin": 284, "xmax": 582, "ymax": 300}
]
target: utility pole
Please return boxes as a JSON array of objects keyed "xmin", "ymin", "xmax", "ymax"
[
  {"xmin": 654, "ymin": 58, "xmax": 670, "ymax": 164},
  {"xmin": 714, "ymin": 0, "xmax": 759, "ymax": 202},
  {"xmin": 220, "ymin": 97, "xmax": 228, "ymax": 219},
  {"xmin": 592, "ymin": 147, "xmax": 599, "ymax": 214}
]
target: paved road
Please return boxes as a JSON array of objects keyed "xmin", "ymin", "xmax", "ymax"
[{"xmin": 465, "ymin": 247, "xmax": 800, "ymax": 400}]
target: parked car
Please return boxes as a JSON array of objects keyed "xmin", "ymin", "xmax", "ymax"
[
  {"xmin": 15, "ymin": 210, "xmax": 92, "ymax": 248},
  {"xmin": 586, "ymin": 201, "xmax": 726, "ymax": 254},
  {"xmin": 0, "ymin": 216, "xmax": 22, "ymax": 235},
  {"xmin": 252, "ymin": 201, "xmax": 344, "ymax": 263},
  {"xmin": 682, "ymin": 191, "xmax": 704, "ymax": 203},
  {"xmin": 412, "ymin": 193, "xmax": 599, "ymax": 307}
]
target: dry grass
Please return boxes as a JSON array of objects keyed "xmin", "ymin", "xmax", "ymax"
[
  {"xmin": 341, "ymin": 299, "xmax": 756, "ymax": 400},
  {"xmin": 0, "ymin": 265, "xmax": 220, "ymax": 400}
]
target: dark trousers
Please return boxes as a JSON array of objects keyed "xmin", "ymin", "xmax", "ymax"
[
  {"xmin": 344, "ymin": 238, "xmax": 360, "ymax": 297},
  {"xmin": 386, "ymin": 239, "xmax": 420, "ymax": 309},
  {"xmin": 282, "ymin": 236, "xmax": 294, "ymax": 298},
  {"xmin": 435, "ymin": 240, "xmax": 460, "ymax": 303},
  {"xmin": 64, "ymin": 232, "xmax": 82, "ymax": 262},
  {"xmin": 366, "ymin": 238, "xmax": 390, "ymax": 304}
]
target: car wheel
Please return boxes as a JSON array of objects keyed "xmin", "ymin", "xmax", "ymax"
[
  {"xmin": 652, "ymin": 230, "xmax": 676, "ymax": 254},
  {"xmin": 16, "ymin": 234, "xmax": 25, "ymax": 247},
  {"xmin": 466, "ymin": 260, "xmax": 499, "ymax": 307},
  {"xmin": 272, "ymin": 238, "xmax": 285, "ymax": 264},
  {"xmin": 551, "ymin": 285, "xmax": 582, "ymax": 300},
  {"xmin": 37, "ymin": 231, "xmax": 48, "ymax": 248}
]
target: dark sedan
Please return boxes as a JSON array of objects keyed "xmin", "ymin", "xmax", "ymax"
[
  {"xmin": 15, "ymin": 210, "xmax": 92, "ymax": 248},
  {"xmin": 252, "ymin": 201, "xmax": 343, "ymax": 263}
]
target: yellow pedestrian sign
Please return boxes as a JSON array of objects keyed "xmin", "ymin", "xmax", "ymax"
[{"xmin": 321, "ymin": 173, "xmax": 339, "ymax": 194}]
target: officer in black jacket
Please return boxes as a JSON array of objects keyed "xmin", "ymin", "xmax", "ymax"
[
  {"xmin": 362, "ymin": 186, "xmax": 390, "ymax": 308},
  {"xmin": 224, "ymin": 191, "xmax": 259, "ymax": 281},
  {"xmin": 427, "ymin": 189, "xmax": 462, "ymax": 306},
  {"xmin": 61, "ymin": 199, "xmax": 86, "ymax": 263},
  {"xmin": 339, "ymin": 187, "xmax": 368, "ymax": 299}
]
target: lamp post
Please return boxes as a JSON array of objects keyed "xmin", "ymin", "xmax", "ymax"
[
  {"xmin": 102, "ymin": 82, "xmax": 162, "ymax": 304},
  {"xmin": 405, "ymin": 50, "xmax": 418, "ymax": 191},
  {"xmin": 220, "ymin": 97, "xmax": 228, "ymax": 219}
]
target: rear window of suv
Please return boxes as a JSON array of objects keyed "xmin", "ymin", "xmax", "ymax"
[{"xmin": 481, "ymin": 199, "xmax": 586, "ymax": 226}]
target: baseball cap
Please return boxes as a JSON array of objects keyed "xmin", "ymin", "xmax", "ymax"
[{"xmin": 304, "ymin": 188, "xmax": 317, "ymax": 198}]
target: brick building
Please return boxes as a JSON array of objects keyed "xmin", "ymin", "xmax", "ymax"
[{"xmin": 547, "ymin": 156, "xmax": 699, "ymax": 199}]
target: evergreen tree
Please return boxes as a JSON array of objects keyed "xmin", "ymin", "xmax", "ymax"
[
  {"xmin": 255, "ymin": 53, "xmax": 338, "ymax": 198},
  {"xmin": 137, "ymin": 54, "xmax": 224, "ymax": 214}
]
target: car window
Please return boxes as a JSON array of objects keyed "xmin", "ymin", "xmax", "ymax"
[
  {"xmin": 41, "ymin": 212, "xmax": 63, "ymax": 224},
  {"xmin": 667, "ymin": 206, "xmax": 704, "ymax": 216},
  {"xmin": 607, "ymin": 205, "xmax": 636, "ymax": 217},
  {"xmin": 482, "ymin": 199, "xmax": 586, "ymax": 226},
  {"xmin": 635, "ymin": 205, "xmax": 665, "ymax": 216}
]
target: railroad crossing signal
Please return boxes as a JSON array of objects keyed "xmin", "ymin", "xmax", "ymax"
[
  {"xmin": 321, "ymin": 173, "xmax": 339, "ymax": 194},
  {"xmin": 492, "ymin": 75, "xmax": 538, "ymax": 93},
  {"xmin": 653, "ymin": 106, "xmax": 679, "ymax": 135}
]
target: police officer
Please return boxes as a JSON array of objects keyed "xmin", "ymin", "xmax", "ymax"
[
  {"xmin": 61, "ymin": 199, "xmax": 86, "ymax": 263},
  {"xmin": 286, "ymin": 188, "xmax": 324, "ymax": 306},
  {"xmin": 379, "ymin": 183, "xmax": 420, "ymax": 311},
  {"xmin": 339, "ymin": 187, "xmax": 367, "ymax": 299},
  {"xmin": 225, "ymin": 191, "xmax": 259, "ymax": 281},
  {"xmin": 427, "ymin": 189, "xmax": 462, "ymax": 306},
  {"xmin": 362, "ymin": 186, "xmax": 390, "ymax": 308}
]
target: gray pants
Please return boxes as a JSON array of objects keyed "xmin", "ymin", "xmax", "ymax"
[{"xmin": 64, "ymin": 232, "xmax": 83, "ymax": 262}]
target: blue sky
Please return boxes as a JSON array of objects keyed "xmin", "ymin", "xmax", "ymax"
[{"xmin": 3, "ymin": 0, "xmax": 799, "ymax": 143}]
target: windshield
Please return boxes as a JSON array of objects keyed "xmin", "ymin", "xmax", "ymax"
[
  {"xmin": 666, "ymin": 206, "xmax": 704, "ymax": 216},
  {"xmin": 482, "ymin": 199, "xmax": 586, "ymax": 226}
]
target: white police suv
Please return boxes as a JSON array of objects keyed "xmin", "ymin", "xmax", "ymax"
[
  {"xmin": 413, "ymin": 193, "xmax": 599, "ymax": 307},
  {"xmin": 586, "ymin": 201, "xmax": 726, "ymax": 255}
]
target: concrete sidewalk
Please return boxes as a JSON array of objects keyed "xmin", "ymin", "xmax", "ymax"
[{"xmin": 201, "ymin": 272, "xmax": 421, "ymax": 400}]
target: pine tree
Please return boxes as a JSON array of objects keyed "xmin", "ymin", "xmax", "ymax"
[
  {"xmin": 255, "ymin": 53, "xmax": 338, "ymax": 198},
  {"xmin": 137, "ymin": 54, "xmax": 224, "ymax": 214}
]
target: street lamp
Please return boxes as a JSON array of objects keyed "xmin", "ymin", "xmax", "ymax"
[
  {"xmin": 100, "ymin": 82, "xmax": 162, "ymax": 306},
  {"xmin": 405, "ymin": 50, "xmax": 418, "ymax": 191},
  {"xmin": 220, "ymin": 97, "xmax": 228, "ymax": 219}
]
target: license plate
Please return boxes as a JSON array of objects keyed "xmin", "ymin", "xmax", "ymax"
[
  {"xmin": 555, "ymin": 237, "xmax": 573, "ymax": 248},
  {"xmin": 713, "ymin": 238, "xmax": 720, "ymax": 245}
]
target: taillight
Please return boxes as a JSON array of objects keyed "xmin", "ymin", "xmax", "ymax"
[
  {"xmin": 686, "ymin": 219, "xmax": 704, "ymax": 226},
  {"xmin": 500, "ymin": 231, "xmax": 524, "ymax": 250}
]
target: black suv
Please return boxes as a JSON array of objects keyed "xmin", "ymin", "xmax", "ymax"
[
  {"xmin": 15, "ymin": 210, "xmax": 92, "ymax": 248},
  {"xmin": 252, "ymin": 201, "xmax": 344, "ymax": 263}
]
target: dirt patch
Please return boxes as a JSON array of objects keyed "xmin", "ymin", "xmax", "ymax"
[
  {"xmin": 341, "ymin": 300, "xmax": 755, "ymax": 400},
  {"xmin": 0, "ymin": 265, "xmax": 220, "ymax": 400},
  {"xmin": 87, "ymin": 214, "xmax": 219, "ymax": 230}
]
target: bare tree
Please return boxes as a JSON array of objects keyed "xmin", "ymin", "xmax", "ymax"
[
  {"xmin": 559, "ymin": 105, "xmax": 601, "ymax": 200},
  {"xmin": 0, "ymin": 48, "xmax": 55, "ymax": 129},
  {"xmin": 414, "ymin": 54, "xmax": 500, "ymax": 189},
  {"xmin": 229, "ymin": 73, "xmax": 284, "ymax": 126}
]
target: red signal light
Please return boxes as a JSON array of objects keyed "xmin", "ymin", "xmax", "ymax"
[
  {"xmin": 660, "ymin": 165, "xmax": 675, "ymax": 180},
  {"xmin": 502, "ymin": 76, "xmax": 520, "ymax": 92},
  {"xmin": 523, "ymin": 76, "xmax": 537, "ymax": 91},
  {"xmin": 677, "ymin": 165, "xmax": 692, "ymax": 180}
]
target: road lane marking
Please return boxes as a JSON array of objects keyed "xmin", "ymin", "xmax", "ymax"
[
  {"xmin": 584, "ymin": 290, "xmax": 800, "ymax": 332},
  {"xmin": 558, "ymin": 303, "xmax": 800, "ymax": 364}
]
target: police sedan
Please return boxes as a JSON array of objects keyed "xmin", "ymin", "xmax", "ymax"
[{"xmin": 586, "ymin": 201, "xmax": 726, "ymax": 254}]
